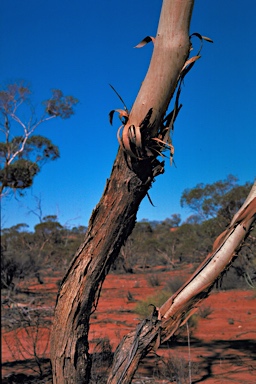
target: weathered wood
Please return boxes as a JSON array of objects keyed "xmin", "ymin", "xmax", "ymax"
[
  {"xmin": 50, "ymin": 152, "xmax": 163, "ymax": 383},
  {"xmin": 108, "ymin": 182, "xmax": 256, "ymax": 384},
  {"xmin": 107, "ymin": 183, "xmax": 256, "ymax": 383}
]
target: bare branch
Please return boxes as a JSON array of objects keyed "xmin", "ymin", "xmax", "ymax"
[{"xmin": 108, "ymin": 183, "xmax": 256, "ymax": 383}]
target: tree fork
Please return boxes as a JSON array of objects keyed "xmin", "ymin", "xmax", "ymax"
[{"xmin": 50, "ymin": 1, "xmax": 194, "ymax": 382}]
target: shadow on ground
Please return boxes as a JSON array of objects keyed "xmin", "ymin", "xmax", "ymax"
[
  {"xmin": 2, "ymin": 338, "xmax": 256, "ymax": 383},
  {"xmin": 136, "ymin": 337, "xmax": 256, "ymax": 383}
]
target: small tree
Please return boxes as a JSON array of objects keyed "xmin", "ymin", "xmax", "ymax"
[
  {"xmin": 0, "ymin": 83, "xmax": 78, "ymax": 197},
  {"xmin": 180, "ymin": 175, "xmax": 252, "ymax": 223}
]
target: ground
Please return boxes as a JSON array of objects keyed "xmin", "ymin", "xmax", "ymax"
[{"xmin": 2, "ymin": 265, "xmax": 256, "ymax": 383}]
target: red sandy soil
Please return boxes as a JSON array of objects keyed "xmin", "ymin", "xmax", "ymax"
[{"xmin": 2, "ymin": 266, "xmax": 256, "ymax": 383}]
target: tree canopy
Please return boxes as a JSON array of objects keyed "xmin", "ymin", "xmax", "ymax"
[
  {"xmin": 181, "ymin": 175, "xmax": 252, "ymax": 223},
  {"xmin": 0, "ymin": 83, "xmax": 78, "ymax": 196}
]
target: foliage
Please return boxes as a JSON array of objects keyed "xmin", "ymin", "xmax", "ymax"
[
  {"xmin": 162, "ymin": 213, "xmax": 181, "ymax": 228},
  {"xmin": 1, "ymin": 177, "xmax": 255, "ymax": 383},
  {"xmin": 1, "ymin": 176, "xmax": 255, "ymax": 292},
  {"xmin": 134, "ymin": 290, "xmax": 173, "ymax": 318},
  {"xmin": 0, "ymin": 82, "xmax": 78, "ymax": 196},
  {"xmin": 113, "ymin": 177, "xmax": 255, "ymax": 289},
  {"xmin": 1, "ymin": 217, "xmax": 87, "ymax": 290},
  {"xmin": 43, "ymin": 89, "xmax": 78, "ymax": 119},
  {"xmin": 181, "ymin": 175, "xmax": 251, "ymax": 222}
]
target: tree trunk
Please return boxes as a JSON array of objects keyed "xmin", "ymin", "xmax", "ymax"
[
  {"xmin": 50, "ymin": 1, "xmax": 194, "ymax": 382},
  {"xmin": 50, "ymin": 151, "xmax": 162, "ymax": 383},
  {"xmin": 107, "ymin": 183, "xmax": 256, "ymax": 384}
]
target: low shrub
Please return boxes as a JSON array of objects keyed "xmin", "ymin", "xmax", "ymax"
[
  {"xmin": 134, "ymin": 290, "xmax": 172, "ymax": 318},
  {"xmin": 198, "ymin": 305, "xmax": 213, "ymax": 319},
  {"xmin": 165, "ymin": 276, "xmax": 185, "ymax": 293},
  {"xmin": 153, "ymin": 353, "xmax": 200, "ymax": 384},
  {"xmin": 146, "ymin": 274, "xmax": 161, "ymax": 287}
]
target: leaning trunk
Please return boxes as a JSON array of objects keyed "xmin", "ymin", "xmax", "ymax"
[
  {"xmin": 107, "ymin": 183, "xmax": 256, "ymax": 383},
  {"xmin": 50, "ymin": 1, "xmax": 194, "ymax": 382}
]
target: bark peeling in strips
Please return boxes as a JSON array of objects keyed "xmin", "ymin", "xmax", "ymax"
[{"xmin": 51, "ymin": 1, "xmax": 195, "ymax": 383}]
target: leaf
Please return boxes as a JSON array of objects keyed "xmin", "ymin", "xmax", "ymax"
[
  {"xmin": 202, "ymin": 35, "xmax": 214, "ymax": 43},
  {"xmin": 109, "ymin": 110, "xmax": 115, "ymax": 125},
  {"xmin": 151, "ymin": 137, "xmax": 174, "ymax": 164},
  {"xmin": 189, "ymin": 33, "xmax": 213, "ymax": 57},
  {"xmin": 146, "ymin": 192, "xmax": 155, "ymax": 207},
  {"xmin": 190, "ymin": 32, "xmax": 213, "ymax": 43},
  {"xmin": 109, "ymin": 84, "xmax": 128, "ymax": 111},
  {"xmin": 180, "ymin": 56, "xmax": 201, "ymax": 80},
  {"xmin": 182, "ymin": 55, "xmax": 201, "ymax": 70},
  {"xmin": 152, "ymin": 137, "xmax": 172, "ymax": 149},
  {"xmin": 134, "ymin": 36, "xmax": 155, "ymax": 48},
  {"xmin": 109, "ymin": 109, "xmax": 129, "ymax": 125}
]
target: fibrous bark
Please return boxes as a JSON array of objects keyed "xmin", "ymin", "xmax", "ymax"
[
  {"xmin": 50, "ymin": 1, "xmax": 194, "ymax": 382},
  {"xmin": 51, "ymin": 152, "xmax": 164, "ymax": 383}
]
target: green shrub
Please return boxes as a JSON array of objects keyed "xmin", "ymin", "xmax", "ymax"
[{"xmin": 134, "ymin": 290, "xmax": 172, "ymax": 318}]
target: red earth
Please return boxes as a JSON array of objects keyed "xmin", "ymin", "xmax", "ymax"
[{"xmin": 2, "ymin": 267, "xmax": 256, "ymax": 383}]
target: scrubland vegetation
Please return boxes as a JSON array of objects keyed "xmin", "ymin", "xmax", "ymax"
[{"xmin": 1, "ymin": 177, "xmax": 255, "ymax": 383}]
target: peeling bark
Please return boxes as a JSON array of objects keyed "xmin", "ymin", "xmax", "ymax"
[
  {"xmin": 51, "ymin": 153, "xmax": 164, "ymax": 383},
  {"xmin": 50, "ymin": 1, "xmax": 194, "ymax": 382},
  {"xmin": 107, "ymin": 183, "xmax": 256, "ymax": 383}
]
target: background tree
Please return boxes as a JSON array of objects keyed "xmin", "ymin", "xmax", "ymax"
[
  {"xmin": 180, "ymin": 174, "xmax": 251, "ymax": 223},
  {"xmin": 1, "ymin": 215, "xmax": 87, "ymax": 293},
  {"xmin": 0, "ymin": 83, "xmax": 78, "ymax": 197},
  {"xmin": 1, "ymin": 176, "xmax": 254, "ymax": 382}
]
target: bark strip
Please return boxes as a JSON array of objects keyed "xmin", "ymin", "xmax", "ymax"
[
  {"xmin": 107, "ymin": 182, "xmax": 256, "ymax": 383},
  {"xmin": 50, "ymin": 1, "xmax": 194, "ymax": 382}
]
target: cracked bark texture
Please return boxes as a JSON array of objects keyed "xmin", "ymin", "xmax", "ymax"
[{"xmin": 50, "ymin": 1, "xmax": 194, "ymax": 382}]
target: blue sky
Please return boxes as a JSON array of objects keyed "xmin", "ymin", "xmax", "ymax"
[{"xmin": 1, "ymin": 0, "xmax": 255, "ymax": 230}]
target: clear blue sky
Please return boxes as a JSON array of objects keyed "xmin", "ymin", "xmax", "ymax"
[{"xmin": 1, "ymin": 0, "xmax": 255, "ymax": 230}]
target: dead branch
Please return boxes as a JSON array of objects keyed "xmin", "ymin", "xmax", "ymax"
[{"xmin": 107, "ymin": 182, "xmax": 256, "ymax": 383}]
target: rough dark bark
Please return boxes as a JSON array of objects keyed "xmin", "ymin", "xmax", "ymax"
[
  {"xmin": 50, "ymin": 1, "xmax": 194, "ymax": 382},
  {"xmin": 51, "ymin": 152, "xmax": 165, "ymax": 383}
]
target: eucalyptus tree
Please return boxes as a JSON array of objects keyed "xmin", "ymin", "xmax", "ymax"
[
  {"xmin": 0, "ymin": 83, "xmax": 78, "ymax": 197},
  {"xmin": 50, "ymin": 1, "xmax": 256, "ymax": 383}
]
